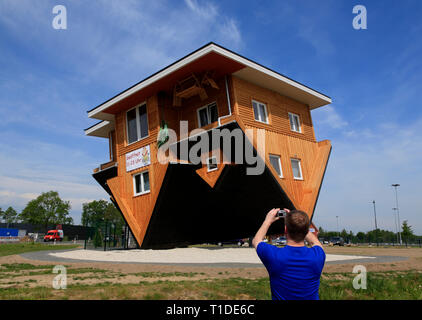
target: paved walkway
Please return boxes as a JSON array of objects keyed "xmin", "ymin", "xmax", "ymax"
[{"xmin": 20, "ymin": 248, "xmax": 407, "ymax": 267}]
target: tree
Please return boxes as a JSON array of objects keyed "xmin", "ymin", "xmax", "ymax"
[
  {"xmin": 82, "ymin": 200, "xmax": 123, "ymax": 227},
  {"xmin": 82, "ymin": 200, "xmax": 124, "ymax": 248},
  {"xmin": 348, "ymin": 230, "xmax": 354, "ymax": 243},
  {"xmin": 340, "ymin": 229, "xmax": 348, "ymax": 239},
  {"xmin": 82, "ymin": 200, "xmax": 108, "ymax": 227},
  {"xmin": 401, "ymin": 220, "xmax": 414, "ymax": 244},
  {"xmin": 3, "ymin": 207, "xmax": 18, "ymax": 227},
  {"xmin": 19, "ymin": 191, "xmax": 73, "ymax": 229},
  {"xmin": 356, "ymin": 232, "xmax": 366, "ymax": 243},
  {"xmin": 93, "ymin": 228, "xmax": 103, "ymax": 248}
]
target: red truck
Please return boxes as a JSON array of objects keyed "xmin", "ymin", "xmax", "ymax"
[{"xmin": 43, "ymin": 229, "xmax": 64, "ymax": 242}]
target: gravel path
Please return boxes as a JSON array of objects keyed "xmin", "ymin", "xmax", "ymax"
[{"xmin": 17, "ymin": 247, "xmax": 396, "ymax": 267}]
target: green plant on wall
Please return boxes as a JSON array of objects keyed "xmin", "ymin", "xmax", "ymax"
[{"xmin": 157, "ymin": 120, "xmax": 169, "ymax": 148}]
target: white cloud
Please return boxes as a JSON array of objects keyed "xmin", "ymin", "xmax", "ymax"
[
  {"xmin": 184, "ymin": 0, "xmax": 218, "ymax": 20},
  {"xmin": 313, "ymin": 116, "xmax": 422, "ymax": 234},
  {"xmin": 218, "ymin": 18, "xmax": 242, "ymax": 48},
  {"xmin": 0, "ymin": 0, "xmax": 244, "ymax": 226},
  {"xmin": 0, "ymin": 0, "xmax": 243, "ymax": 87},
  {"xmin": 312, "ymin": 105, "xmax": 348, "ymax": 130},
  {"xmin": 0, "ymin": 133, "xmax": 109, "ymax": 224}
]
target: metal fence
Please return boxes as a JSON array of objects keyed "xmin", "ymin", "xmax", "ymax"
[{"xmin": 84, "ymin": 221, "xmax": 138, "ymax": 251}]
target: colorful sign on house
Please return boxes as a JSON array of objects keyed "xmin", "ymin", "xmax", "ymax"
[{"xmin": 126, "ymin": 145, "xmax": 151, "ymax": 172}]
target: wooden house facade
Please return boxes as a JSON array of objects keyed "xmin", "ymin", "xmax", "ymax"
[{"xmin": 85, "ymin": 43, "xmax": 332, "ymax": 248}]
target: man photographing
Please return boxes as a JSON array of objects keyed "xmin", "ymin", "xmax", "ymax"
[{"xmin": 252, "ymin": 208, "xmax": 326, "ymax": 300}]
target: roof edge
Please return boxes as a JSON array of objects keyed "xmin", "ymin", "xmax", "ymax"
[{"xmin": 87, "ymin": 42, "xmax": 331, "ymax": 118}]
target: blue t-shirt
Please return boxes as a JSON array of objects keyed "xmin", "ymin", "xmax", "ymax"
[{"xmin": 256, "ymin": 242, "xmax": 326, "ymax": 300}]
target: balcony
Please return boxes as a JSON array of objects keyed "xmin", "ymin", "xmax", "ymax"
[{"xmin": 93, "ymin": 160, "xmax": 117, "ymax": 173}]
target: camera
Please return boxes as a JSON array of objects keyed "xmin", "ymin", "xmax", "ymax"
[
  {"xmin": 271, "ymin": 209, "xmax": 287, "ymax": 235},
  {"xmin": 276, "ymin": 209, "xmax": 287, "ymax": 218}
]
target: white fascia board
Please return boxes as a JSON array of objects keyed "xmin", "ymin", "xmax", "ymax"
[
  {"xmin": 85, "ymin": 120, "xmax": 114, "ymax": 138},
  {"xmin": 214, "ymin": 47, "xmax": 332, "ymax": 106}
]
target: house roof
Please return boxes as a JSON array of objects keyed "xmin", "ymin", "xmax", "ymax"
[
  {"xmin": 84, "ymin": 120, "xmax": 114, "ymax": 138},
  {"xmin": 86, "ymin": 42, "xmax": 331, "ymax": 122}
]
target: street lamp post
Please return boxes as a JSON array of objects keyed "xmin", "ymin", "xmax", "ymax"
[
  {"xmin": 372, "ymin": 200, "xmax": 379, "ymax": 246},
  {"xmin": 392, "ymin": 184, "xmax": 402, "ymax": 245},
  {"xmin": 336, "ymin": 216, "xmax": 339, "ymax": 236},
  {"xmin": 392, "ymin": 208, "xmax": 399, "ymax": 244}
]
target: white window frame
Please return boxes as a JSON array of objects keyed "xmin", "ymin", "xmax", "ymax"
[
  {"xmin": 197, "ymin": 102, "xmax": 218, "ymax": 128},
  {"xmin": 288, "ymin": 112, "xmax": 302, "ymax": 133},
  {"xmin": 206, "ymin": 156, "xmax": 218, "ymax": 172},
  {"xmin": 290, "ymin": 158, "xmax": 303, "ymax": 180},
  {"xmin": 133, "ymin": 170, "xmax": 150, "ymax": 196},
  {"xmin": 109, "ymin": 131, "xmax": 114, "ymax": 161},
  {"xmin": 252, "ymin": 100, "xmax": 269, "ymax": 124},
  {"xmin": 269, "ymin": 154, "xmax": 283, "ymax": 178},
  {"xmin": 126, "ymin": 102, "xmax": 149, "ymax": 145}
]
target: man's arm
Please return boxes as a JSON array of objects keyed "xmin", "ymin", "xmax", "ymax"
[
  {"xmin": 305, "ymin": 231, "xmax": 323, "ymax": 248},
  {"xmin": 252, "ymin": 208, "xmax": 280, "ymax": 249}
]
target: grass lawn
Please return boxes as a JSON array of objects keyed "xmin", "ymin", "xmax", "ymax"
[
  {"xmin": 0, "ymin": 261, "xmax": 421, "ymax": 300},
  {"xmin": 0, "ymin": 242, "xmax": 80, "ymax": 257}
]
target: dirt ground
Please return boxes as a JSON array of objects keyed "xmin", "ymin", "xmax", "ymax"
[
  {"xmin": 0, "ymin": 246, "xmax": 420, "ymax": 289},
  {"xmin": 323, "ymin": 246, "xmax": 422, "ymax": 273}
]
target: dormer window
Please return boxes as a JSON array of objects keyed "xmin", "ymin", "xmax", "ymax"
[
  {"xmin": 291, "ymin": 158, "xmax": 303, "ymax": 180},
  {"xmin": 133, "ymin": 170, "xmax": 150, "ymax": 196},
  {"xmin": 288, "ymin": 112, "xmax": 301, "ymax": 133},
  {"xmin": 197, "ymin": 102, "xmax": 218, "ymax": 127},
  {"xmin": 207, "ymin": 156, "xmax": 218, "ymax": 172},
  {"xmin": 252, "ymin": 100, "xmax": 269, "ymax": 124},
  {"xmin": 269, "ymin": 154, "xmax": 283, "ymax": 178},
  {"xmin": 127, "ymin": 103, "xmax": 148, "ymax": 144}
]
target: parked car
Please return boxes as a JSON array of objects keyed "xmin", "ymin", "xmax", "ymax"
[
  {"xmin": 319, "ymin": 237, "xmax": 329, "ymax": 244},
  {"xmin": 274, "ymin": 236, "xmax": 287, "ymax": 246},
  {"xmin": 330, "ymin": 237, "xmax": 345, "ymax": 246},
  {"xmin": 215, "ymin": 239, "xmax": 245, "ymax": 247}
]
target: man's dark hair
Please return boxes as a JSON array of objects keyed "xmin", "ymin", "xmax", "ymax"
[{"xmin": 286, "ymin": 210, "xmax": 310, "ymax": 242}]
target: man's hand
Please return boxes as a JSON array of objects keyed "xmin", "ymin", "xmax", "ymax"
[
  {"xmin": 252, "ymin": 208, "xmax": 280, "ymax": 249},
  {"xmin": 263, "ymin": 208, "xmax": 281, "ymax": 225},
  {"xmin": 305, "ymin": 230, "xmax": 323, "ymax": 248}
]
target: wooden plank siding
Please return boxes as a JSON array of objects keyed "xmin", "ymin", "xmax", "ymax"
[
  {"xmin": 299, "ymin": 140, "xmax": 332, "ymax": 217},
  {"xmin": 231, "ymin": 76, "xmax": 330, "ymax": 219},
  {"xmin": 232, "ymin": 76, "xmax": 316, "ymax": 142},
  {"xmin": 106, "ymin": 76, "xmax": 234, "ymax": 245},
  {"xmin": 102, "ymin": 72, "xmax": 329, "ymax": 245},
  {"xmin": 106, "ymin": 93, "xmax": 169, "ymax": 245}
]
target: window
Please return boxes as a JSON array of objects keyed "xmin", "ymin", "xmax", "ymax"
[
  {"xmin": 133, "ymin": 170, "xmax": 150, "ymax": 196},
  {"xmin": 207, "ymin": 156, "xmax": 218, "ymax": 172},
  {"xmin": 290, "ymin": 158, "xmax": 303, "ymax": 180},
  {"xmin": 197, "ymin": 102, "xmax": 218, "ymax": 127},
  {"xmin": 127, "ymin": 103, "xmax": 148, "ymax": 144},
  {"xmin": 109, "ymin": 132, "xmax": 114, "ymax": 161},
  {"xmin": 269, "ymin": 154, "xmax": 283, "ymax": 178},
  {"xmin": 288, "ymin": 112, "xmax": 301, "ymax": 133},
  {"xmin": 252, "ymin": 100, "xmax": 269, "ymax": 124}
]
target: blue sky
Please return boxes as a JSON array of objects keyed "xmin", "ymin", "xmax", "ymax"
[{"xmin": 0, "ymin": 0, "xmax": 421, "ymax": 234}]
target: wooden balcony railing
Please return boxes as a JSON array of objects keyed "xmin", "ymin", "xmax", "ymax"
[{"xmin": 93, "ymin": 160, "xmax": 117, "ymax": 173}]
